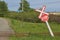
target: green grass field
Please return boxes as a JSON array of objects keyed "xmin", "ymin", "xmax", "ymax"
[{"xmin": 9, "ymin": 18, "xmax": 60, "ymax": 40}]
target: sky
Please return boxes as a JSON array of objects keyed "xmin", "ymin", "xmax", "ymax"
[{"xmin": 2, "ymin": 0, "xmax": 60, "ymax": 12}]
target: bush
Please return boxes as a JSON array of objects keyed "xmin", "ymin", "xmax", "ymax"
[
  {"xmin": 7, "ymin": 11, "xmax": 60, "ymax": 23},
  {"xmin": 17, "ymin": 11, "xmax": 41, "ymax": 23},
  {"xmin": 7, "ymin": 11, "xmax": 42, "ymax": 23}
]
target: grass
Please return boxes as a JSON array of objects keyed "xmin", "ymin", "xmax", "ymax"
[
  {"xmin": 10, "ymin": 19, "xmax": 49, "ymax": 33},
  {"xmin": 9, "ymin": 18, "xmax": 60, "ymax": 40}
]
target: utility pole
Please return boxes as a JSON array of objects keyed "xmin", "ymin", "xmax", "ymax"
[{"xmin": 22, "ymin": 0, "xmax": 23, "ymax": 12}]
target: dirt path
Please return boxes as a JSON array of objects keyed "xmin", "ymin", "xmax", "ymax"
[{"xmin": 0, "ymin": 18, "xmax": 15, "ymax": 40}]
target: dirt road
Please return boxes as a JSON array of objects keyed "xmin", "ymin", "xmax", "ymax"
[{"xmin": 0, "ymin": 18, "xmax": 15, "ymax": 40}]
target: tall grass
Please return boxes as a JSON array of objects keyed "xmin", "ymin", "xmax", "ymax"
[{"xmin": 9, "ymin": 18, "xmax": 60, "ymax": 40}]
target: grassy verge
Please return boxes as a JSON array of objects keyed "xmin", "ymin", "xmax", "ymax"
[{"xmin": 9, "ymin": 18, "xmax": 60, "ymax": 40}]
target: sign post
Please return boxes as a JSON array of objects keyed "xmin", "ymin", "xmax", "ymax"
[
  {"xmin": 35, "ymin": 5, "xmax": 54, "ymax": 37},
  {"xmin": 46, "ymin": 21, "xmax": 54, "ymax": 37}
]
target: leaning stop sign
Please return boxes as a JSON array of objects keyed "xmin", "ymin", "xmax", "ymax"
[
  {"xmin": 38, "ymin": 13, "xmax": 49, "ymax": 22},
  {"xmin": 35, "ymin": 5, "xmax": 54, "ymax": 37}
]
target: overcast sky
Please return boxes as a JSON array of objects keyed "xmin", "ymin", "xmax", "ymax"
[{"xmin": 3, "ymin": 0, "xmax": 60, "ymax": 12}]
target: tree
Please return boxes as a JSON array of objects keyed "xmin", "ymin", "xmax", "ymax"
[
  {"xmin": 0, "ymin": 1, "xmax": 8, "ymax": 17},
  {"xmin": 18, "ymin": 0, "xmax": 31, "ymax": 12}
]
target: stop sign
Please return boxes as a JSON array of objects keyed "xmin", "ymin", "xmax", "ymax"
[{"xmin": 38, "ymin": 13, "xmax": 49, "ymax": 22}]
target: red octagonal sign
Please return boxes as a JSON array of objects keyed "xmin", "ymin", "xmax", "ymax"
[{"xmin": 38, "ymin": 13, "xmax": 49, "ymax": 22}]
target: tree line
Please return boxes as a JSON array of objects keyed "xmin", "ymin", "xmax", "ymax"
[{"xmin": 0, "ymin": 0, "xmax": 32, "ymax": 13}]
